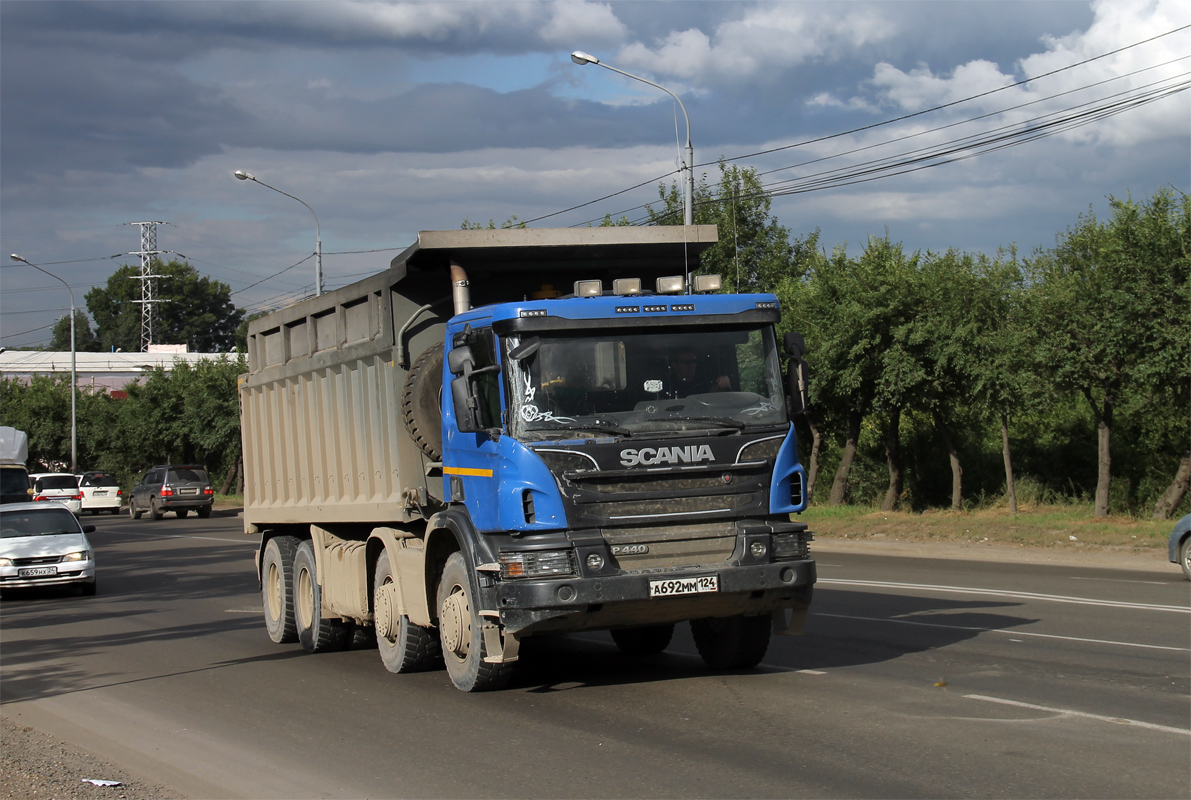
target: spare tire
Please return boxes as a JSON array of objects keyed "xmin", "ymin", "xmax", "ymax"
[{"xmin": 402, "ymin": 341, "xmax": 444, "ymax": 460}]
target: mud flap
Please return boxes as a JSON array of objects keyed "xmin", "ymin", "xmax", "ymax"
[
  {"xmin": 480, "ymin": 611, "xmax": 521, "ymax": 663},
  {"xmin": 773, "ymin": 605, "xmax": 809, "ymax": 636}
]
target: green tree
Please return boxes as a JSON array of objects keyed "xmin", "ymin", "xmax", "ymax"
[
  {"xmin": 647, "ymin": 161, "xmax": 797, "ymax": 292},
  {"xmin": 86, "ymin": 259, "xmax": 245, "ymax": 353},
  {"xmin": 1026, "ymin": 189, "xmax": 1191, "ymax": 517},
  {"xmin": 49, "ymin": 309, "xmax": 102, "ymax": 352}
]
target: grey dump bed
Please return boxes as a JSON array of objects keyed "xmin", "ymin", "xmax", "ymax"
[{"xmin": 239, "ymin": 226, "xmax": 717, "ymax": 531}]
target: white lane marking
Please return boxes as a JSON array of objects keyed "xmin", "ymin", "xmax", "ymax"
[
  {"xmin": 814, "ymin": 612, "xmax": 1190, "ymax": 652},
  {"xmin": 225, "ymin": 609, "xmax": 262, "ymax": 614},
  {"xmin": 818, "ymin": 578, "xmax": 1189, "ymax": 614},
  {"xmin": 965, "ymin": 694, "xmax": 1191, "ymax": 736},
  {"xmin": 107, "ymin": 530, "xmax": 252, "ymax": 545},
  {"xmin": 1069, "ymin": 577, "xmax": 1167, "ymax": 586}
]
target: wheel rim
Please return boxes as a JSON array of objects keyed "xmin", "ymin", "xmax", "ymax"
[
  {"xmin": 296, "ymin": 565, "xmax": 314, "ymax": 629},
  {"xmin": 440, "ymin": 584, "xmax": 469, "ymax": 660},
  {"xmin": 265, "ymin": 561, "xmax": 282, "ymax": 623},
  {"xmin": 375, "ymin": 576, "xmax": 396, "ymax": 643}
]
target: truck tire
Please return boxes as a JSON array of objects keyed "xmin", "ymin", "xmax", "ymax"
[
  {"xmin": 374, "ymin": 550, "xmax": 442, "ymax": 671},
  {"xmin": 611, "ymin": 624, "xmax": 675, "ymax": 655},
  {"xmin": 437, "ymin": 552, "xmax": 512, "ymax": 692},
  {"xmin": 294, "ymin": 540, "xmax": 350, "ymax": 652},
  {"xmin": 402, "ymin": 341, "xmax": 443, "ymax": 461},
  {"xmin": 129, "ymin": 499, "xmax": 142, "ymax": 520},
  {"xmin": 262, "ymin": 535, "xmax": 300, "ymax": 644},
  {"xmin": 691, "ymin": 614, "xmax": 771, "ymax": 670}
]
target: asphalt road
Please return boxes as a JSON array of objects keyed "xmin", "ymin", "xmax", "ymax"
[{"xmin": 2, "ymin": 513, "xmax": 1188, "ymax": 799}]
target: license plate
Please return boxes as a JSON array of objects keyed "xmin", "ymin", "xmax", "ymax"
[
  {"xmin": 180, "ymin": 488, "xmax": 198, "ymax": 495},
  {"xmin": 93, "ymin": 490, "xmax": 107, "ymax": 496},
  {"xmin": 649, "ymin": 575, "xmax": 719, "ymax": 598},
  {"xmin": 19, "ymin": 566, "xmax": 57, "ymax": 577}
]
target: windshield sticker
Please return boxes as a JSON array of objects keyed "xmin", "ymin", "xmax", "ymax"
[
  {"xmin": 519, "ymin": 404, "xmax": 575, "ymax": 424},
  {"xmin": 643, "ymin": 379, "xmax": 663, "ymax": 393}
]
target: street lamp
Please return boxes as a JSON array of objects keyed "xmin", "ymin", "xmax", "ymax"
[
  {"xmin": 571, "ymin": 50, "xmax": 695, "ymax": 227},
  {"xmin": 234, "ymin": 170, "xmax": 324, "ymax": 296},
  {"xmin": 10, "ymin": 254, "xmax": 76, "ymax": 473}
]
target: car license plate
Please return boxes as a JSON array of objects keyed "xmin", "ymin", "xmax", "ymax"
[
  {"xmin": 19, "ymin": 566, "xmax": 57, "ymax": 577},
  {"xmin": 93, "ymin": 490, "xmax": 107, "ymax": 496},
  {"xmin": 180, "ymin": 488, "xmax": 197, "ymax": 495},
  {"xmin": 649, "ymin": 575, "xmax": 719, "ymax": 598}
]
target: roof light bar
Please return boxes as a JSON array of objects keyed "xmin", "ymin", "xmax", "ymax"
[
  {"xmin": 693, "ymin": 273, "xmax": 722, "ymax": 293},
  {"xmin": 613, "ymin": 278, "xmax": 641, "ymax": 296},
  {"xmin": 574, "ymin": 280, "xmax": 603, "ymax": 297},
  {"xmin": 656, "ymin": 276, "xmax": 685, "ymax": 295}
]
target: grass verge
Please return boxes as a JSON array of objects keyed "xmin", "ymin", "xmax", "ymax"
[{"xmin": 798, "ymin": 504, "xmax": 1176, "ymax": 552}]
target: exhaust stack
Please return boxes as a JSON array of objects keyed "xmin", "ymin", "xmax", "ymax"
[{"xmin": 450, "ymin": 261, "xmax": 471, "ymax": 316}]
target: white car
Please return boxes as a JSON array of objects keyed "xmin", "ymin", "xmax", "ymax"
[
  {"xmin": 29, "ymin": 473, "xmax": 83, "ymax": 515},
  {"xmin": 77, "ymin": 472, "xmax": 123, "ymax": 515},
  {"xmin": 0, "ymin": 501, "xmax": 96, "ymax": 595}
]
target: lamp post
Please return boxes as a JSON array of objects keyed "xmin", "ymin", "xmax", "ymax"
[
  {"xmin": 10, "ymin": 254, "xmax": 76, "ymax": 473},
  {"xmin": 571, "ymin": 50, "xmax": 695, "ymax": 227},
  {"xmin": 233, "ymin": 170, "xmax": 324, "ymax": 296}
]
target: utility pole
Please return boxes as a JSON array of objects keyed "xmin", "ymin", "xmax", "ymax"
[{"xmin": 129, "ymin": 221, "xmax": 168, "ymax": 351}]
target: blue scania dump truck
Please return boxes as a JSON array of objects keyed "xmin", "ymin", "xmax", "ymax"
[{"xmin": 241, "ymin": 226, "xmax": 815, "ymax": 691}]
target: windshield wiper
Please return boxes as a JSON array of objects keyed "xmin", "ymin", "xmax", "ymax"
[
  {"xmin": 532, "ymin": 418, "xmax": 633, "ymax": 437},
  {"xmin": 666, "ymin": 416, "xmax": 747, "ymax": 431}
]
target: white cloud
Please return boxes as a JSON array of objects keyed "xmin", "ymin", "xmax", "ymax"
[
  {"xmin": 616, "ymin": 3, "xmax": 895, "ymax": 85},
  {"xmin": 539, "ymin": 1, "xmax": 627, "ymax": 46}
]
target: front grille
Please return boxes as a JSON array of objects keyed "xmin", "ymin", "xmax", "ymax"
[
  {"xmin": 586, "ymin": 492, "xmax": 755, "ymax": 521},
  {"xmin": 11, "ymin": 555, "xmax": 63, "ymax": 566}
]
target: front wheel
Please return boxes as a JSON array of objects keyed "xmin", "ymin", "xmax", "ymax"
[
  {"xmin": 262, "ymin": 536, "xmax": 300, "ymax": 643},
  {"xmin": 293, "ymin": 540, "xmax": 349, "ymax": 652},
  {"xmin": 374, "ymin": 550, "xmax": 441, "ymax": 672},
  {"xmin": 691, "ymin": 614, "xmax": 771, "ymax": 670},
  {"xmin": 437, "ymin": 552, "xmax": 512, "ymax": 692},
  {"xmin": 1180, "ymin": 537, "xmax": 1191, "ymax": 581}
]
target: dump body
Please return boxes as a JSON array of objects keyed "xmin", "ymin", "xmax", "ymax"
[{"xmin": 241, "ymin": 227, "xmax": 816, "ymax": 691}]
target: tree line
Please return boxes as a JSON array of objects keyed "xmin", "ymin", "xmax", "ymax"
[
  {"xmin": 650, "ymin": 166, "xmax": 1189, "ymax": 518},
  {"xmin": 5, "ymin": 170, "xmax": 1188, "ymax": 518}
]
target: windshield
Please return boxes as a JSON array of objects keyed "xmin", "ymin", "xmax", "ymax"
[
  {"xmin": 0, "ymin": 507, "xmax": 82, "ymax": 537},
  {"xmin": 506, "ymin": 325, "xmax": 788, "ymax": 441},
  {"xmin": 1, "ymin": 468, "xmax": 30, "ymax": 495}
]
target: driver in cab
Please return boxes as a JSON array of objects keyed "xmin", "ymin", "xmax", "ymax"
[{"xmin": 668, "ymin": 349, "xmax": 730, "ymax": 397}]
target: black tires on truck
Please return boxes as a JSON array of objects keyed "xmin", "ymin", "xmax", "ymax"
[
  {"xmin": 437, "ymin": 552, "xmax": 512, "ymax": 692},
  {"xmin": 293, "ymin": 540, "xmax": 350, "ymax": 652},
  {"xmin": 374, "ymin": 550, "xmax": 441, "ymax": 671},
  {"xmin": 262, "ymin": 535, "xmax": 300, "ymax": 644},
  {"xmin": 402, "ymin": 341, "xmax": 444, "ymax": 461},
  {"xmin": 691, "ymin": 614, "xmax": 772, "ymax": 670}
]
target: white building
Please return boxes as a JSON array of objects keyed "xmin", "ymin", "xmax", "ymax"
[{"xmin": 0, "ymin": 349, "xmax": 236, "ymax": 395}]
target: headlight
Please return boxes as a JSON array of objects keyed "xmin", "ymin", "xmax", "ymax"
[
  {"xmin": 737, "ymin": 435, "xmax": 784, "ymax": 463},
  {"xmin": 772, "ymin": 533, "xmax": 809, "ymax": 560},
  {"xmin": 61, "ymin": 550, "xmax": 91, "ymax": 563},
  {"xmin": 499, "ymin": 550, "xmax": 575, "ymax": 579},
  {"xmin": 0, "ymin": 558, "xmax": 12, "ymax": 567}
]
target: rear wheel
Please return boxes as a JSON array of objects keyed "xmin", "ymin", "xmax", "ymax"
[
  {"xmin": 611, "ymin": 624, "xmax": 675, "ymax": 655},
  {"xmin": 197, "ymin": 505, "xmax": 212, "ymax": 519},
  {"xmin": 262, "ymin": 535, "xmax": 300, "ymax": 643},
  {"xmin": 176, "ymin": 509, "xmax": 189, "ymax": 518},
  {"xmin": 150, "ymin": 498, "xmax": 163, "ymax": 521},
  {"xmin": 129, "ymin": 498, "xmax": 142, "ymax": 520},
  {"xmin": 437, "ymin": 552, "xmax": 512, "ymax": 691},
  {"xmin": 110, "ymin": 507, "xmax": 120, "ymax": 516},
  {"xmin": 374, "ymin": 550, "xmax": 441, "ymax": 672},
  {"xmin": 294, "ymin": 540, "xmax": 349, "ymax": 652},
  {"xmin": 691, "ymin": 614, "xmax": 772, "ymax": 670}
]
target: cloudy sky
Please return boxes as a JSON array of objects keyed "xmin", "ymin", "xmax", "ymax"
[{"xmin": 1, "ymin": 0, "xmax": 1187, "ymax": 349}]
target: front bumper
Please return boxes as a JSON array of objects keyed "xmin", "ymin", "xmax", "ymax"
[
  {"xmin": 0, "ymin": 562, "xmax": 95, "ymax": 590},
  {"xmin": 489, "ymin": 559, "xmax": 815, "ymax": 636}
]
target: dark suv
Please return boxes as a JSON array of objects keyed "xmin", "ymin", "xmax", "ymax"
[{"xmin": 129, "ymin": 465, "xmax": 214, "ymax": 520}]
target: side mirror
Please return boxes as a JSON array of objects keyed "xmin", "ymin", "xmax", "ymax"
[
  {"xmin": 448, "ymin": 345, "xmax": 475, "ymax": 376},
  {"xmin": 783, "ymin": 331, "xmax": 809, "ymax": 416},
  {"xmin": 508, "ymin": 337, "xmax": 541, "ymax": 362},
  {"xmin": 783, "ymin": 331, "xmax": 806, "ymax": 359},
  {"xmin": 451, "ymin": 376, "xmax": 482, "ymax": 432}
]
